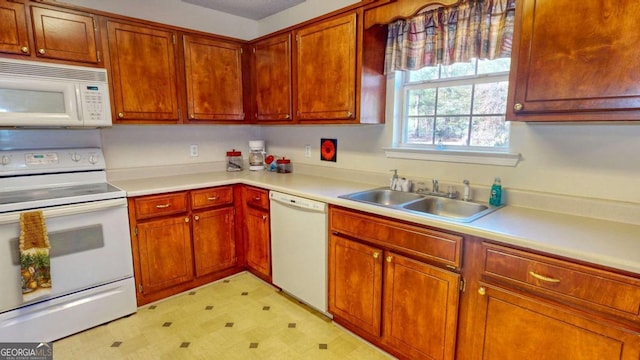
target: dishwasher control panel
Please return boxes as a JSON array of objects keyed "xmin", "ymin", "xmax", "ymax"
[{"xmin": 269, "ymin": 191, "xmax": 326, "ymax": 212}]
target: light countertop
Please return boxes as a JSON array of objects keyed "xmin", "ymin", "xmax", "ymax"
[{"xmin": 111, "ymin": 170, "xmax": 640, "ymax": 275}]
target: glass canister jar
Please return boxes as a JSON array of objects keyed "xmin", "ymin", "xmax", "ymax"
[
  {"xmin": 276, "ymin": 157, "xmax": 292, "ymax": 173},
  {"xmin": 226, "ymin": 149, "xmax": 243, "ymax": 172}
]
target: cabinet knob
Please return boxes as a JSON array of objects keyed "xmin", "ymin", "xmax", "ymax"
[
  {"xmin": 185, "ymin": 217, "xmax": 190, "ymax": 223},
  {"xmin": 117, "ymin": 112, "xmax": 124, "ymax": 119},
  {"xmin": 386, "ymin": 255, "xmax": 393, "ymax": 263},
  {"xmin": 513, "ymin": 103, "xmax": 524, "ymax": 111},
  {"xmin": 190, "ymin": 114, "xmax": 195, "ymax": 119},
  {"xmin": 478, "ymin": 287, "xmax": 486, "ymax": 296},
  {"xmin": 373, "ymin": 252, "xmax": 380, "ymax": 259},
  {"xmin": 262, "ymin": 215, "xmax": 268, "ymax": 221},
  {"xmin": 347, "ymin": 111, "xmax": 353, "ymax": 118},
  {"xmin": 285, "ymin": 114, "xmax": 291, "ymax": 119},
  {"xmin": 194, "ymin": 215, "xmax": 200, "ymax": 221},
  {"xmin": 38, "ymin": 48, "xmax": 45, "ymax": 55},
  {"xmin": 21, "ymin": 46, "xmax": 29, "ymax": 53}
]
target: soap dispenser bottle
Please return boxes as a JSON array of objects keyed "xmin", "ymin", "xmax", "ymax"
[
  {"xmin": 390, "ymin": 169, "xmax": 398, "ymax": 190},
  {"xmin": 489, "ymin": 177, "xmax": 502, "ymax": 206}
]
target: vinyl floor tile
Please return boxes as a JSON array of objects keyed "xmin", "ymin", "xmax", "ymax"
[{"xmin": 53, "ymin": 272, "xmax": 393, "ymax": 359}]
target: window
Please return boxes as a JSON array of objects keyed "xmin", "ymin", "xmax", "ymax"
[{"xmin": 400, "ymin": 58, "xmax": 510, "ymax": 150}]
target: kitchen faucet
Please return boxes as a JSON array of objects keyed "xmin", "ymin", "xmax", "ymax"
[{"xmin": 432, "ymin": 179, "xmax": 439, "ymax": 193}]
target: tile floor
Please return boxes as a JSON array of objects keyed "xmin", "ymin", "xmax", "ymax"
[{"xmin": 53, "ymin": 272, "xmax": 393, "ymax": 359}]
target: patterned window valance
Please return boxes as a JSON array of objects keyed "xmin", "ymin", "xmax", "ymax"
[{"xmin": 384, "ymin": 0, "xmax": 516, "ymax": 74}]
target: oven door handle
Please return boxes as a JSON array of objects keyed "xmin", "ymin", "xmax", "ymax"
[{"xmin": 0, "ymin": 198, "xmax": 127, "ymax": 225}]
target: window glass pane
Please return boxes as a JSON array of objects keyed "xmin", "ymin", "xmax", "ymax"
[
  {"xmin": 406, "ymin": 88, "xmax": 436, "ymax": 116},
  {"xmin": 477, "ymin": 58, "xmax": 511, "ymax": 74},
  {"xmin": 435, "ymin": 117, "xmax": 470, "ymax": 145},
  {"xmin": 408, "ymin": 66, "xmax": 439, "ymax": 82},
  {"xmin": 406, "ymin": 116, "xmax": 435, "ymax": 144},
  {"xmin": 470, "ymin": 116, "xmax": 510, "ymax": 147},
  {"xmin": 440, "ymin": 59, "xmax": 476, "ymax": 78},
  {"xmin": 437, "ymin": 86, "xmax": 472, "ymax": 115},
  {"xmin": 473, "ymin": 81, "xmax": 508, "ymax": 114}
]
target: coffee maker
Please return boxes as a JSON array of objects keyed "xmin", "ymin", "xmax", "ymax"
[{"xmin": 248, "ymin": 140, "xmax": 266, "ymax": 171}]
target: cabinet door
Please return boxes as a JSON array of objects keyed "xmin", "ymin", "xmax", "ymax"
[
  {"xmin": 193, "ymin": 207, "xmax": 237, "ymax": 276},
  {"xmin": 137, "ymin": 216, "xmax": 193, "ymax": 295},
  {"xmin": 244, "ymin": 206, "xmax": 271, "ymax": 279},
  {"xmin": 508, "ymin": 1, "xmax": 640, "ymax": 121},
  {"xmin": 31, "ymin": 6, "xmax": 98, "ymax": 63},
  {"xmin": 253, "ymin": 33, "xmax": 292, "ymax": 122},
  {"xmin": 383, "ymin": 252, "xmax": 460, "ymax": 360},
  {"xmin": 183, "ymin": 34, "xmax": 244, "ymax": 121},
  {"xmin": 107, "ymin": 20, "xmax": 179, "ymax": 122},
  {"xmin": 328, "ymin": 234, "xmax": 382, "ymax": 337},
  {"xmin": 0, "ymin": 0, "xmax": 30, "ymax": 56},
  {"xmin": 294, "ymin": 13, "xmax": 356, "ymax": 121},
  {"xmin": 473, "ymin": 284, "xmax": 640, "ymax": 359}
]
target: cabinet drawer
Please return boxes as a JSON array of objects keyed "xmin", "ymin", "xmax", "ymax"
[
  {"xmin": 244, "ymin": 186, "xmax": 269, "ymax": 210},
  {"xmin": 482, "ymin": 243, "xmax": 640, "ymax": 320},
  {"xmin": 134, "ymin": 192, "xmax": 188, "ymax": 219},
  {"xmin": 191, "ymin": 186, "xmax": 233, "ymax": 210},
  {"xmin": 330, "ymin": 207, "xmax": 462, "ymax": 268}
]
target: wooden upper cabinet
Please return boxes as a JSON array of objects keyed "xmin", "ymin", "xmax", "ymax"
[
  {"xmin": 31, "ymin": 6, "xmax": 98, "ymax": 63},
  {"xmin": 0, "ymin": 0, "xmax": 30, "ymax": 56},
  {"xmin": 107, "ymin": 20, "xmax": 180, "ymax": 123},
  {"xmin": 508, "ymin": 0, "xmax": 640, "ymax": 121},
  {"xmin": 183, "ymin": 34, "xmax": 244, "ymax": 122},
  {"xmin": 252, "ymin": 33, "xmax": 292, "ymax": 122},
  {"xmin": 294, "ymin": 13, "xmax": 357, "ymax": 122}
]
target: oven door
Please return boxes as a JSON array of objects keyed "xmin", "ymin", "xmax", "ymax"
[{"xmin": 0, "ymin": 198, "xmax": 133, "ymax": 312}]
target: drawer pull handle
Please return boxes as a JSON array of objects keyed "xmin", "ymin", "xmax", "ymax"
[
  {"xmin": 207, "ymin": 196, "xmax": 218, "ymax": 201},
  {"xmin": 529, "ymin": 271, "xmax": 560, "ymax": 283},
  {"xmin": 478, "ymin": 287, "xmax": 486, "ymax": 296},
  {"xmin": 373, "ymin": 252, "xmax": 380, "ymax": 259},
  {"xmin": 253, "ymin": 196, "xmax": 261, "ymax": 201},
  {"xmin": 155, "ymin": 204, "xmax": 171, "ymax": 209}
]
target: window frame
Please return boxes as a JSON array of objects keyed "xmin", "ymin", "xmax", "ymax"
[{"xmin": 385, "ymin": 61, "xmax": 520, "ymax": 167}]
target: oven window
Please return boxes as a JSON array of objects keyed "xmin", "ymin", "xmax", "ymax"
[
  {"xmin": 10, "ymin": 225, "xmax": 104, "ymax": 265},
  {"xmin": 0, "ymin": 88, "xmax": 66, "ymax": 113}
]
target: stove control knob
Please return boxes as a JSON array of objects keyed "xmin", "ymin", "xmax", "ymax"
[
  {"xmin": 1, "ymin": 155, "xmax": 9, "ymax": 166},
  {"xmin": 71, "ymin": 152, "xmax": 82, "ymax": 162},
  {"xmin": 88, "ymin": 155, "xmax": 99, "ymax": 164}
]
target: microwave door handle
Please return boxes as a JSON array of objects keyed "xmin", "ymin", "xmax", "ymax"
[{"xmin": 75, "ymin": 84, "xmax": 83, "ymax": 124}]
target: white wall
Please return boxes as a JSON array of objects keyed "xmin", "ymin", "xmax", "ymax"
[
  {"xmin": 59, "ymin": 0, "xmax": 360, "ymax": 40},
  {"xmin": 60, "ymin": 0, "xmax": 259, "ymax": 39}
]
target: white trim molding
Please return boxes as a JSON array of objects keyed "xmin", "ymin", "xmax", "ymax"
[{"xmin": 383, "ymin": 147, "xmax": 521, "ymax": 167}]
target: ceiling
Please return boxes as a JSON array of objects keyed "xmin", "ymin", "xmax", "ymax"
[{"xmin": 180, "ymin": 0, "xmax": 306, "ymax": 20}]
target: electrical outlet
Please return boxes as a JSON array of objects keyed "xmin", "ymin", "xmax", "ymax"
[
  {"xmin": 190, "ymin": 144, "xmax": 199, "ymax": 157},
  {"xmin": 304, "ymin": 144, "xmax": 311, "ymax": 158}
]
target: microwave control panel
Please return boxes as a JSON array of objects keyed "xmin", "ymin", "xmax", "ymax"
[{"xmin": 80, "ymin": 84, "xmax": 111, "ymax": 126}]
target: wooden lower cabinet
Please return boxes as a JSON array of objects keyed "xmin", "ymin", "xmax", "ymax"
[
  {"xmin": 136, "ymin": 215, "xmax": 193, "ymax": 295},
  {"xmin": 328, "ymin": 206, "xmax": 462, "ymax": 360},
  {"xmin": 472, "ymin": 284, "xmax": 640, "ymax": 359},
  {"xmin": 129, "ymin": 186, "xmax": 242, "ymax": 305},
  {"xmin": 383, "ymin": 253, "xmax": 460, "ymax": 360},
  {"xmin": 244, "ymin": 201, "xmax": 271, "ymax": 282},
  {"xmin": 193, "ymin": 207, "xmax": 236, "ymax": 276},
  {"xmin": 328, "ymin": 235, "xmax": 382, "ymax": 337}
]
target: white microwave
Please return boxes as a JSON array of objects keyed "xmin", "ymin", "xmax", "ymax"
[{"xmin": 0, "ymin": 58, "xmax": 112, "ymax": 128}]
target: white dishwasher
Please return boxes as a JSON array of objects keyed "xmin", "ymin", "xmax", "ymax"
[{"xmin": 269, "ymin": 191, "xmax": 329, "ymax": 316}]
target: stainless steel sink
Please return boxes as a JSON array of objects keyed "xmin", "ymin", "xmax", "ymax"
[
  {"xmin": 342, "ymin": 188, "xmax": 424, "ymax": 206},
  {"xmin": 339, "ymin": 187, "xmax": 502, "ymax": 223}
]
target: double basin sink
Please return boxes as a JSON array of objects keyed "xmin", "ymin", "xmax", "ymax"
[{"xmin": 339, "ymin": 188, "xmax": 503, "ymax": 223}]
